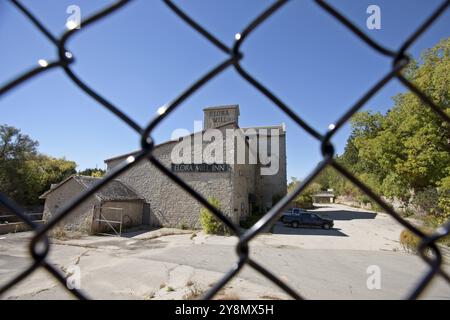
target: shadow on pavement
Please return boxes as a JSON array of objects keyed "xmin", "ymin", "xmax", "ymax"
[
  {"xmin": 314, "ymin": 210, "xmax": 376, "ymax": 221},
  {"xmin": 121, "ymin": 226, "xmax": 156, "ymax": 238},
  {"xmin": 272, "ymin": 222, "xmax": 348, "ymax": 237}
]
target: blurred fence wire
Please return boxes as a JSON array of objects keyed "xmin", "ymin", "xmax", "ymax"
[{"xmin": 0, "ymin": 0, "xmax": 449, "ymax": 300}]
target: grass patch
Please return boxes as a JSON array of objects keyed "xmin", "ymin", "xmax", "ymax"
[
  {"xmin": 183, "ymin": 285, "xmax": 203, "ymax": 300},
  {"xmin": 143, "ymin": 292, "xmax": 155, "ymax": 300},
  {"xmin": 50, "ymin": 226, "xmax": 82, "ymax": 240},
  {"xmin": 400, "ymin": 226, "xmax": 450, "ymax": 254},
  {"xmin": 216, "ymin": 292, "xmax": 240, "ymax": 300},
  {"xmin": 400, "ymin": 229, "xmax": 423, "ymax": 254}
]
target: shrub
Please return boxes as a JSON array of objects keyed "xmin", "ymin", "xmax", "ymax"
[
  {"xmin": 402, "ymin": 208, "xmax": 415, "ymax": 218},
  {"xmin": 286, "ymin": 178, "xmax": 317, "ymax": 209},
  {"xmin": 292, "ymin": 193, "xmax": 314, "ymax": 209},
  {"xmin": 400, "ymin": 229, "xmax": 421, "ymax": 253},
  {"xmin": 437, "ymin": 176, "xmax": 450, "ymax": 221},
  {"xmin": 200, "ymin": 197, "xmax": 230, "ymax": 235},
  {"xmin": 422, "ymin": 215, "xmax": 450, "ymax": 247},
  {"xmin": 400, "ymin": 227, "xmax": 450, "ymax": 254},
  {"xmin": 179, "ymin": 221, "xmax": 189, "ymax": 230},
  {"xmin": 412, "ymin": 188, "xmax": 441, "ymax": 216}
]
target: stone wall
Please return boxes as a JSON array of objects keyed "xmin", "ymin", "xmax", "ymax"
[
  {"xmin": 106, "ymin": 126, "xmax": 236, "ymax": 228},
  {"xmin": 105, "ymin": 121, "xmax": 288, "ymax": 227},
  {"xmin": 254, "ymin": 129, "xmax": 287, "ymax": 210},
  {"xmin": 93, "ymin": 200, "xmax": 144, "ymax": 233},
  {"xmin": 232, "ymin": 162, "xmax": 257, "ymax": 222},
  {"xmin": 204, "ymin": 105, "xmax": 239, "ymax": 129},
  {"xmin": 43, "ymin": 178, "xmax": 98, "ymax": 232}
]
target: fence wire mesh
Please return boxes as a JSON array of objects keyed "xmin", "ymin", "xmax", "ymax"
[{"xmin": 0, "ymin": 0, "xmax": 449, "ymax": 300}]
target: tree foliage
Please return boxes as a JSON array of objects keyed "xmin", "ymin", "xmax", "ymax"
[
  {"xmin": 287, "ymin": 177, "xmax": 321, "ymax": 209},
  {"xmin": 0, "ymin": 125, "xmax": 77, "ymax": 207},
  {"xmin": 314, "ymin": 38, "xmax": 450, "ymax": 217},
  {"xmin": 78, "ymin": 168, "xmax": 105, "ymax": 177}
]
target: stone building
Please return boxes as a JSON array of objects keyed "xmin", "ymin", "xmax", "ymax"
[
  {"xmin": 41, "ymin": 105, "xmax": 287, "ymax": 231},
  {"xmin": 40, "ymin": 175, "xmax": 144, "ymax": 233},
  {"xmin": 312, "ymin": 190, "xmax": 335, "ymax": 204}
]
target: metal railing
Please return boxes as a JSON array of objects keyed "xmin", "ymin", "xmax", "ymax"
[
  {"xmin": 92, "ymin": 205, "xmax": 124, "ymax": 237},
  {"xmin": 0, "ymin": 0, "xmax": 449, "ymax": 300}
]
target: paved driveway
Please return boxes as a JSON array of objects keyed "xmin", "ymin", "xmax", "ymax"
[
  {"xmin": 0, "ymin": 204, "xmax": 449, "ymax": 300},
  {"xmin": 265, "ymin": 204, "xmax": 405, "ymax": 251}
]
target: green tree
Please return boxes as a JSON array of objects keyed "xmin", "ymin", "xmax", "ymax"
[
  {"xmin": 287, "ymin": 177, "xmax": 321, "ymax": 209},
  {"xmin": 0, "ymin": 124, "xmax": 77, "ymax": 206},
  {"xmin": 317, "ymin": 38, "xmax": 450, "ymax": 216},
  {"xmin": 78, "ymin": 168, "xmax": 105, "ymax": 177}
]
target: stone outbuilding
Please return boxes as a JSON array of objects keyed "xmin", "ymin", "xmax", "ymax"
[
  {"xmin": 312, "ymin": 190, "xmax": 335, "ymax": 204},
  {"xmin": 40, "ymin": 175, "xmax": 144, "ymax": 233}
]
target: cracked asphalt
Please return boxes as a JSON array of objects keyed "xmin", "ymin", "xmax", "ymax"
[{"xmin": 0, "ymin": 204, "xmax": 449, "ymax": 300}]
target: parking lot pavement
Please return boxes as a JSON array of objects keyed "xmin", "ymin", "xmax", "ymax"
[
  {"xmin": 259, "ymin": 204, "xmax": 406, "ymax": 251},
  {"xmin": 0, "ymin": 204, "xmax": 449, "ymax": 300}
]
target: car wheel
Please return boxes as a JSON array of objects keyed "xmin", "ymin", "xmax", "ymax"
[
  {"xmin": 291, "ymin": 221, "xmax": 299, "ymax": 228},
  {"xmin": 323, "ymin": 223, "xmax": 331, "ymax": 230}
]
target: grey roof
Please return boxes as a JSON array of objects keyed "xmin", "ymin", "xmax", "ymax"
[
  {"xmin": 104, "ymin": 122, "xmax": 239, "ymax": 163},
  {"xmin": 40, "ymin": 175, "xmax": 143, "ymax": 201},
  {"xmin": 74, "ymin": 176, "xmax": 143, "ymax": 201}
]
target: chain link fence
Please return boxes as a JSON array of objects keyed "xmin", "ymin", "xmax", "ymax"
[{"xmin": 0, "ymin": 0, "xmax": 449, "ymax": 300}]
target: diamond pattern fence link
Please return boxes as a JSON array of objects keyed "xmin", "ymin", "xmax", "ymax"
[{"xmin": 0, "ymin": 0, "xmax": 449, "ymax": 300}]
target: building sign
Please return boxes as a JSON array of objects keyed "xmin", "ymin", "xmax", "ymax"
[
  {"xmin": 209, "ymin": 110, "xmax": 233, "ymax": 126},
  {"xmin": 171, "ymin": 163, "xmax": 230, "ymax": 173}
]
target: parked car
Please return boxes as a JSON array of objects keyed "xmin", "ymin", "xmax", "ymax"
[{"xmin": 281, "ymin": 208, "xmax": 334, "ymax": 229}]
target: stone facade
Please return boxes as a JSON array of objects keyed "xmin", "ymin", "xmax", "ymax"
[
  {"xmin": 40, "ymin": 175, "xmax": 144, "ymax": 233},
  {"xmin": 42, "ymin": 105, "xmax": 287, "ymax": 232},
  {"xmin": 105, "ymin": 105, "xmax": 287, "ymax": 227},
  {"xmin": 92, "ymin": 200, "xmax": 144, "ymax": 233},
  {"xmin": 106, "ymin": 122, "xmax": 253, "ymax": 227},
  {"xmin": 243, "ymin": 125, "xmax": 287, "ymax": 211},
  {"xmin": 41, "ymin": 176, "xmax": 97, "ymax": 232},
  {"xmin": 204, "ymin": 105, "xmax": 239, "ymax": 129}
]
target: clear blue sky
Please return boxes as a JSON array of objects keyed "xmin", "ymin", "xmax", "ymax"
[{"xmin": 0, "ymin": 0, "xmax": 448, "ymax": 179}]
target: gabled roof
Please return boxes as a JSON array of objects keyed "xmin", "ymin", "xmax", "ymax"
[
  {"xmin": 39, "ymin": 175, "xmax": 143, "ymax": 201},
  {"xmin": 104, "ymin": 122, "xmax": 287, "ymax": 165},
  {"xmin": 104, "ymin": 121, "xmax": 239, "ymax": 163}
]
